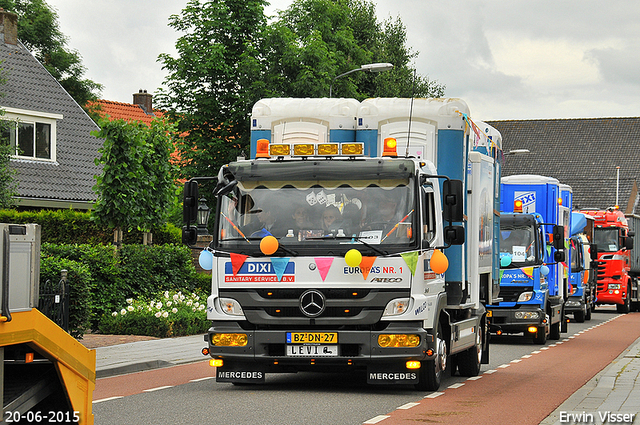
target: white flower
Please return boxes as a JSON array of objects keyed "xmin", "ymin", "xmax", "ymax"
[
  {"xmin": 156, "ymin": 302, "xmax": 163, "ymax": 309},
  {"xmin": 164, "ymin": 291, "xmax": 170, "ymax": 299},
  {"xmin": 155, "ymin": 311, "xmax": 161, "ymax": 318},
  {"xmin": 127, "ymin": 305, "xmax": 134, "ymax": 312},
  {"xmin": 192, "ymin": 307, "xmax": 197, "ymax": 312},
  {"xmin": 126, "ymin": 298, "xmax": 133, "ymax": 304},
  {"xmin": 194, "ymin": 302, "xmax": 200, "ymax": 308},
  {"xmin": 198, "ymin": 305, "xmax": 205, "ymax": 311},
  {"xmin": 187, "ymin": 301, "xmax": 193, "ymax": 306},
  {"xmin": 162, "ymin": 311, "xmax": 169, "ymax": 318},
  {"xmin": 120, "ymin": 308, "xmax": 127, "ymax": 315},
  {"xmin": 167, "ymin": 301, "xmax": 172, "ymax": 307},
  {"xmin": 172, "ymin": 308, "xmax": 178, "ymax": 314},
  {"xmin": 112, "ymin": 311, "xmax": 118, "ymax": 316},
  {"xmin": 173, "ymin": 294, "xmax": 179, "ymax": 300}
]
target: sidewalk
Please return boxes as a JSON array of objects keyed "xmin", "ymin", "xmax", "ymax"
[
  {"xmin": 541, "ymin": 335, "xmax": 640, "ymax": 424},
  {"xmin": 82, "ymin": 333, "xmax": 208, "ymax": 378}
]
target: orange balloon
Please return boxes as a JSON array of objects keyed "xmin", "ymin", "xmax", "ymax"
[
  {"xmin": 430, "ymin": 249, "xmax": 449, "ymax": 274},
  {"xmin": 260, "ymin": 235, "xmax": 279, "ymax": 255}
]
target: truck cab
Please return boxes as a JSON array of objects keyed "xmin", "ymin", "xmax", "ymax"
[{"xmin": 184, "ymin": 97, "xmax": 501, "ymax": 390}]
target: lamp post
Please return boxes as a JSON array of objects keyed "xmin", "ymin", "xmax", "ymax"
[
  {"xmin": 197, "ymin": 198, "xmax": 211, "ymax": 235},
  {"xmin": 329, "ymin": 62, "xmax": 394, "ymax": 98}
]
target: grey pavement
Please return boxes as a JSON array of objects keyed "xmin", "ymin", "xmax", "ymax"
[
  {"xmin": 541, "ymin": 336, "xmax": 640, "ymax": 424},
  {"xmin": 95, "ymin": 333, "xmax": 208, "ymax": 378}
]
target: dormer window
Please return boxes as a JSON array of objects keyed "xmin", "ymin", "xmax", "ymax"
[{"xmin": 1, "ymin": 107, "xmax": 62, "ymax": 161}]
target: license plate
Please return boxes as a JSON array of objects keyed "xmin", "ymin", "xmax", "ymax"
[
  {"xmin": 286, "ymin": 345, "xmax": 338, "ymax": 357},
  {"xmin": 286, "ymin": 332, "xmax": 338, "ymax": 344}
]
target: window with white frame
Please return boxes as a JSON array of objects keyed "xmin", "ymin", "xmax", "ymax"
[{"xmin": 1, "ymin": 107, "xmax": 62, "ymax": 161}]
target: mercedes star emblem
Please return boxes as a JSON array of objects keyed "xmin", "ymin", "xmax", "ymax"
[{"xmin": 299, "ymin": 289, "xmax": 326, "ymax": 317}]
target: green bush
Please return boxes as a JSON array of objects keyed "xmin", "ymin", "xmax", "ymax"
[
  {"xmin": 39, "ymin": 256, "xmax": 92, "ymax": 338},
  {"xmin": 0, "ymin": 209, "xmax": 181, "ymax": 245},
  {"xmin": 98, "ymin": 289, "xmax": 209, "ymax": 337},
  {"xmin": 42, "ymin": 243, "xmax": 207, "ymax": 329}
]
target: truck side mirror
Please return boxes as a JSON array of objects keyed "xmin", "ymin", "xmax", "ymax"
[
  {"xmin": 182, "ymin": 181, "xmax": 199, "ymax": 245},
  {"xmin": 625, "ymin": 237, "xmax": 634, "ymax": 250},
  {"xmin": 552, "ymin": 225, "xmax": 564, "ymax": 250},
  {"xmin": 589, "ymin": 244, "xmax": 598, "ymax": 261},
  {"xmin": 444, "ymin": 225, "xmax": 465, "ymax": 245},
  {"xmin": 443, "ymin": 179, "xmax": 463, "ymax": 222},
  {"xmin": 183, "ymin": 181, "xmax": 199, "ymax": 225}
]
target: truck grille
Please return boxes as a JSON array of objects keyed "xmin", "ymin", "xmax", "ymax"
[
  {"xmin": 219, "ymin": 288, "xmax": 410, "ymax": 326},
  {"xmin": 498, "ymin": 286, "xmax": 530, "ymax": 303}
]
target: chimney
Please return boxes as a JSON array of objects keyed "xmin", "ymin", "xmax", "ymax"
[
  {"xmin": 133, "ymin": 89, "xmax": 153, "ymax": 115},
  {"xmin": 0, "ymin": 9, "xmax": 18, "ymax": 46}
]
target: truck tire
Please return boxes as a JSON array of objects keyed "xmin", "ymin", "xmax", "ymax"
[
  {"xmin": 617, "ymin": 287, "xmax": 630, "ymax": 314},
  {"xmin": 549, "ymin": 320, "xmax": 561, "ymax": 340},
  {"xmin": 533, "ymin": 325, "xmax": 547, "ymax": 344},
  {"xmin": 457, "ymin": 325, "xmax": 483, "ymax": 377},
  {"xmin": 574, "ymin": 309, "xmax": 585, "ymax": 323},
  {"xmin": 415, "ymin": 324, "xmax": 446, "ymax": 391}
]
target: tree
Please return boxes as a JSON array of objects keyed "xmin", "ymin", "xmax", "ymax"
[
  {"xmin": 91, "ymin": 118, "xmax": 178, "ymax": 246},
  {"xmin": 156, "ymin": 0, "xmax": 268, "ymax": 180},
  {"xmin": 0, "ymin": 0, "xmax": 102, "ymax": 107},
  {"xmin": 157, "ymin": 0, "xmax": 444, "ymax": 179},
  {"xmin": 263, "ymin": 0, "xmax": 445, "ymax": 99}
]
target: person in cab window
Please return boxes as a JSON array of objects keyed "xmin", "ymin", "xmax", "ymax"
[{"xmin": 321, "ymin": 205, "xmax": 341, "ymax": 235}]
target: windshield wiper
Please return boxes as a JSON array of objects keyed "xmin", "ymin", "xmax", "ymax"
[{"xmin": 333, "ymin": 235, "xmax": 388, "ymax": 256}]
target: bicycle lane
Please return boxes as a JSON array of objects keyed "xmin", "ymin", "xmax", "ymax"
[{"xmin": 366, "ymin": 313, "xmax": 640, "ymax": 425}]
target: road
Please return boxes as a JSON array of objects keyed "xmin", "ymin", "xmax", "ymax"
[{"xmin": 92, "ymin": 306, "xmax": 638, "ymax": 425}]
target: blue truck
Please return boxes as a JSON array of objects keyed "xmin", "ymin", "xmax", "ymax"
[
  {"xmin": 488, "ymin": 175, "xmax": 568, "ymax": 344},
  {"xmin": 565, "ymin": 212, "xmax": 596, "ymax": 322}
]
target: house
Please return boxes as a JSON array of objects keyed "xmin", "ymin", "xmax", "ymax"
[
  {"xmin": 488, "ymin": 118, "xmax": 640, "ymax": 215},
  {"xmin": 0, "ymin": 10, "xmax": 102, "ymax": 210}
]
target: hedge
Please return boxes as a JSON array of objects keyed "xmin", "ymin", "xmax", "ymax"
[
  {"xmin": 0, "ymin": 209, "xmax": 181, "ymax": 245},
  {"xmin": 41, "ymin": 243, "xmax": 211, "ymax": 332}
]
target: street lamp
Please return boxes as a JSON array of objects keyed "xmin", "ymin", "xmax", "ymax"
[
  {"xmin": 329, "ymin": 63, "xmax": 394, "ymax": 98},
  {"xmin": 197, "ymin": 198, "xmax": 211, "ymax": 235}
]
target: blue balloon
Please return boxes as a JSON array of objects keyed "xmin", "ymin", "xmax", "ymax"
[
  {"xmin": 540, "ymin": 265, "xmax": 550, "ymax": 276},
  {"xmin": 199, "ymin": 249, "xmax": 213, "ymax": 270},
  {"xmin": 500, "ymin": 254, "xmax": 512, "ymax": 267}
]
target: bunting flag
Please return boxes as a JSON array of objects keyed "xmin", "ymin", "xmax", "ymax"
[
  {"xmin": 521, "ymin": 267, "xmax": 534, "ymax": 279},
  {"xmin": 499, "ymin": 270, "xmax": 505, "ymax": 281},
  {"xmin": 314, "ymin": 257, "xmax": 334, "ymax": 282},
  {"xmin": 360, "ymin": 256, "xmax": 377, "ymax": 280},
  {"xmin": 400, "ymin": 251, "xmax": 419, "ymax": 276},
  {"xmin": 270, "ymin": 257, "xmax": 290, "ymax": 282},
  {"xmin": 230, "ymin": 253, "xmax": 248, "ymax": 276}
]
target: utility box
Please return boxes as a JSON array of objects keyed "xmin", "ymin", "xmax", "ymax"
[{"xmin": 0, "ymin": 223, "xmax": 41, "ymax": 313}]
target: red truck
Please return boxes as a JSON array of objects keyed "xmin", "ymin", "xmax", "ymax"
[{"xmin": 579, "ymin": 208, "xmax": 640, "ymax": 313}]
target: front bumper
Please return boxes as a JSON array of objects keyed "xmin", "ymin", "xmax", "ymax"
[
  {"xmin": 487, "ymin": 307, "xmax": 545, "ymax": 334},
  {"xmin": 206, "ymin": 321, "xmax": 435, "ymax": 383},
  {"xmin": 564, "ymin": 297, "xmax": 586, "ymax": 313}
]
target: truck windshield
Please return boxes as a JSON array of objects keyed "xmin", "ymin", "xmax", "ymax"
[
  {"xmin": 215, "ymin": 178, "xmax": 417, "ymax": 256},
  {"xmin": 499, "ymin": 225, "xmax": 537, "ymax": 267},
  {"xmin": 594, "ymin": 228, "xmax": 619, "ymax": 252}
]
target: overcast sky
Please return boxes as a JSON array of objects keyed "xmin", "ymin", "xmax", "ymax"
[{"xmin": 50, "ymin": 0, "xmax": 640, "ymax": 121}]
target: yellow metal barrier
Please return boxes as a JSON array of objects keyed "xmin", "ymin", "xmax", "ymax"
[{"xmin": 0, "ymin": 309, "xmax": 96, "ymax": 425}]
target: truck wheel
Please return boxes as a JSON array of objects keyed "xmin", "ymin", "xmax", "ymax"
[
  {"xmin": 415, "ymin": 324, "xmax": 446, "ymax": 391},
  {"xmin": 617, "ymin": 290, "xmax": 630, "ymax": 314},
  {"xmin": 574, "ymin": 309, "xmax": 585, "ymax": 323},
  {"xmin": 457, "ymin": 325, "xmax": 482, "ymax": 377},
  {"xmin": 532, "ymin": 325, "xmax": 546, "ymax": 344},
  {"xmin": 549, "ymin": 321, "xmax": 561, "ymax": 340}
]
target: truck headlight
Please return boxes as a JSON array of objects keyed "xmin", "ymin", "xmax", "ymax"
[
  {"xmin": 608, "ymin": 284, "xmax": 621, "ymax": 290},
  {"xmin": 515, "ymin": 311, "xmax": 539, "ymax": 320},
  {"xmin": 382, "ymin": 298, "xmax": 411, "ymax": 317},
  {"xmin": 218, "ymin": 298, "xmax": 244, "ymax": 316},
  {"xmin": 517, "ymin": 291, "xmax": 534, "ymax": 302}
]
